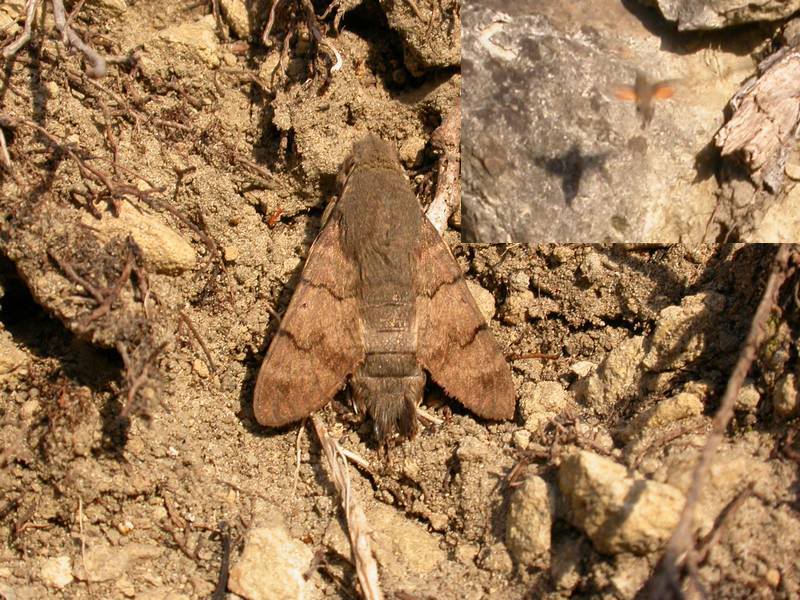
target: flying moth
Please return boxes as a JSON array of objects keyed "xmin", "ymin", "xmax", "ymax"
[
  {"xmin": 253, "ymin": 134, "xmax": 515, "ymax": 441},
  {"xmin": 612, "ymin": 71, "xmax": 680, "ymax": 128}
]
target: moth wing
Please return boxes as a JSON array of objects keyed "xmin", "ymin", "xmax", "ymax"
[
  {"xmin": 253, "ymin": 216, "xmax": 364, "ymax": 427},
  {"xmin": 652, "ymin": 80, "xmax": 677, "ymax": 100},
  {"xmin": 415, "ymin": 219, "xmax": 515, "ymax": 420},
  {"xmin": 611, "ymin": 84, "xmax": 638, "ymax": 102}
]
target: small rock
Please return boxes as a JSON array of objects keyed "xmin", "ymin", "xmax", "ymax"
[
  {"xmin": 773, "ymin": 373, "xmax": 799, "ymax": 419},
  {"xmin": 578, "ymin": 251, "xmax": 604, "ymax": 284},
  {"xmin": 642, "ymin": 292, "xmax": 726, "ymax": 371},
  {"xmin": 766, "ymin": 568, "xmax": 781, "ymax": 588},
  {"xmin": 736, "ymin": 379, "xmax": 761, "ymax": 412},
  {"xmin": 559, "ymin": 451, "xmax": 685, "ymax": 555},
  {"xmin": 478, "ymin": 543, "xmax": 513, "ymax": 574},
  {"xmin": 456, "ymin": 436, "xmax": 493, "ymax": 462},
  {"xmin": 518, "ymin": 381, "xmax": 570, "ymax": 432},
  {"xmin": 90, "ymin": 0, "xmax": 127, "ymax": 13},
  {"xmin": 428, "ymin": 511, "xmax": 448, "ymax": 532},
  {"xmin": 465, "ymin": 280, "xmax": 496, "ymax": 323},
  {"xmin": 455, "ymin": 543, "xmax": 479, "ymax": 565},
  {"xmin": 193, "ymin": 358, "xmax": 210, "ymax": 378},
  {"xmin": 154, "ymin": 15, "xmax": 221, "ymax": 69},
  {"xmin": 500, "ymin": 271, "xmax": 533, "ymax": 325},
  {"xmin": 73, "ymin": 543, "xmax": 162, "ymax": 582},
  {"xmin": 325, "ymin": 503, "xmax": 445, "ymax": 581},
  {"xmin": 228, "ymin": 521, "xmax": 315, "ymax": 600},
  {"xmin": 80, "ymin": 200, "xmax": 196, "ymax": 274},
  {"xmin": 41, "ymin": 555, "xmax": 73, "ymax": 589},
  {"xmin": 19, "ymin": 399, "xmax": 40, "ymax": 420},
  {"xmin": 506, "ymin": 476, "xmax": 556, "ymax": 567},
  {"xmin": 620, "ymin": 392, "xmax": 704, "ymax": 442},
  {"xmin": 570, "ymin": 360, "xmax": 596, "ymax": 378},
  {"xmin": 219, "ymin": 0, "xmax": 249, "ymax": 38},
  {"xmin": 573, "ymin": 336, "xmax": 645, "ymax": 416},
  {"xmin": 0, "ymin": 330, "xmax": 27, "ymax": 378},
  {"xmin": 223, "ymin": 245, "xmax": 240, "ymax": 263},
  {"xmin": 512, "ymin": 429, "xmax": 531, "ymax": 450}
]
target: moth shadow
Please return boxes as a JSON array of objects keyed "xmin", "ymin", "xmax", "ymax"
[{"xmin": 531, "ymin": 143, "xmax": 611, "ymax": 207}]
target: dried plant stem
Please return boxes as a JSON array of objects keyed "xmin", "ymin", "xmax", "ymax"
[
  {"xmin": 643, "ymin": 243, "xmax": 795, "ymax": 597},
  {"xmin": 1, "ymin": 0, "xmax": 40, "ymax": 59},
  {"xmin": 311, "ymin": 415, "xmax": 382, "ymax": 600},
  {"xmin": 425, "ymin": 99, "xmax": 461, "ymax": 235}
]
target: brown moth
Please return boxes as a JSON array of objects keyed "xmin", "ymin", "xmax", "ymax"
[
  {"xmin": 612, "ymin": 71, "xmax": 680, "ymax": 128},
  {"xmin": 253, "ymin": 134, "xmax": 515, "ymax": 440}
]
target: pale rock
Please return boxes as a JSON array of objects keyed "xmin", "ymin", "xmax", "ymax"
[
  {"xmin": 0, "ymin": 330, "xmax": 27, "ymax": 378},
  {"xmin": 465, "ymin": 280, "xmax": 495, "ymax": 323},
  {"xmin": 456, "ymin": 436, "xmax": 493, "ymax": 463},
  {"xmin": 505, "ymin": 476, "xmax": 556, "ymax": 567},
  {"xmin": 518, "ymin": 381, "xmax": 570, "ymax": 432},
  {"xmin": 324, "ymin": 503, "xmax": 445, "ymax": 581},
  {"xmin": 642, "ymin": 292, "xmax": 726, "ymax": 371},
  {"xmin": 73, "ymin": 543, "xmax": 162, "ymax": 582},
  {"xmin": 478, "ymin": 542, "xmax": 513, "ymax": 574},
  {"xmin": 80, "ymin": 200, "xmax": 196, "ymax": 274},
  {"xmin": 219, "ymin": 0, "xmax": 250, "ymax": 38},
  {"xmin": 736, "ymin": 379, "xmax": 761, "ymax": 412},
  {"xmin": 455, "ymin": 543, "xmax": 479, "ymax": 565},
  {"xmin": 155, "ymin": 15, "xmax": 221, "ymax": 69},
  {"xmin": 559, "ymin": 451, "xmax": 685, "ymax": 555},
  {"xmin": 512, "ymin": 428, "xmax": 531, "ymax": 450},
  {"xmin": 41, "ymin": 555, "xmax": 73, "ymax": 589},
  {"xmin": 228, "ymin": 521, "xmax": 315, "ymax": 600},
  {"xmin": 578, "ymin": 251, "xmax": 604, "ymax": 285},
  {"xmin": 89, "ymin": 0, "xmax": 127, "ymax": 14},
  {"xmin": 223, "ymin": 245, "xmax": 239, "ymax": 262},
  {"xmin": 773, "ymin": 373, "xmax": 799, "ymax": 419},
  {"xmin": 526, "ymin": 295, "xmax": 560, "ymax": 320},
  {"xmin": 500, "ymin": 270, "xmax": 533, "ymax": 325},
  {"xmin": 570, "ymin": 360, "xmax": 596, "ymax": 378},
  {"xmin": 573, "ymin": 336, "xmax": 645, "ymax": 416},
  {"xmin": 609, "ymin": 554, "xmax": 651, "ymax": 599},
  {"xmin": 193, "ymin": 358, "xmax": 210, "ymax": 378},
  {"xmin": 620, "ymin": 392, "xmax": 704, "ymax": 442}
]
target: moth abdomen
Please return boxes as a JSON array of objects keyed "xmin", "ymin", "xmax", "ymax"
[{"xmin": 352, "ymin": 369, "xmax": 426, "ymax": 440}]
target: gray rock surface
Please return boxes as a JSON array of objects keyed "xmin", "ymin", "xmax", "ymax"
[
  {"xmin": 641, "ymin": 0, "xmax": 800, "ymax": 30},
  {"xmin": 461, "ymin": 0, "xmax": 758, "ymax": 242}
]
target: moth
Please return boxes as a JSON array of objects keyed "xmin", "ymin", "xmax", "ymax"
[
  {"xmin": 253, "ymin": 135, "xmax": 515, "ymax": 440},
  {"xmin": 612, "ymin": 71, "xmax": 679, "ymax": 128}
]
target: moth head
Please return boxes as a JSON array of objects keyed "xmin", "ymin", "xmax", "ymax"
[{"xmin": 336, "ymin": 134, "xmax": 402, "ymax": 196}]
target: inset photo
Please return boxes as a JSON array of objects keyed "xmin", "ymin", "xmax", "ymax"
[{"xmin": 461, "ymin": 0, "xmax": 800, "ymax": 242}]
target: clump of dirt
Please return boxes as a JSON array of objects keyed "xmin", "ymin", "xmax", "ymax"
[{"xmin": 1, "ymin": 2, "xmax": 799, "ymax": 600}]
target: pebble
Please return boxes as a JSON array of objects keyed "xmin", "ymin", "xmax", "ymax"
[
  {"xmin": 219, "ymin": 0, "xmax": 250, "ymax": 38},
  {"xmin": 518, "ymin": 380, "xmax": 570, "ymax": 432},
  {"xmin": 773, "ymin": 373, "xmax": 799, "ymax": 419},
  {"xmin": 505, "ymin": 476, "xmax": 556, "ymax": 567},
  {"xmin": 41, "ymin": 556, "xmax": 73, "ymax": 589},
  {"xmin": 223, "ymin": 245, "xmax": 240, "ymax": 263},
  {"xmin": 559, "ymin": 450, "xmax": 684, "ymax": 555},
  {"xmin": 154, "ymin": 15, "xmax": 221, "ymax": 69},
  {"xmin": 229, "ymin": 520, "xmax": 315, "ymax": 600},
  {"xmin": 193, "ymin": 358, "xmax": 210, "ymax": 379}
]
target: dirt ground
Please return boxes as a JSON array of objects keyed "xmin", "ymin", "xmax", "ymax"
[{"xmin": 0, "ymin": 1, "xmax": 799, "ymax": 600}]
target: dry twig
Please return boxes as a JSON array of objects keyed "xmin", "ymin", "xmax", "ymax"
[
  {"xmin": 311, "ymin": 415, "xmax": 382, "ymax": 600},
  {"xmin": 425, "ymin": 99, "xmax": 461, "ymax": 235}
]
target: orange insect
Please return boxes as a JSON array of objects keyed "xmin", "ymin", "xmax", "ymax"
[{"xmin": 612, "ymin": 71, "xmax": 679, "ymax": 128}]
